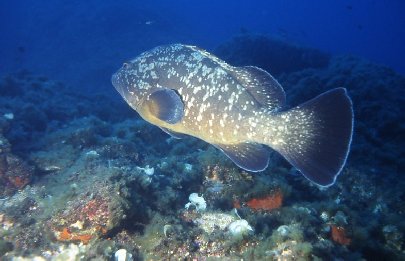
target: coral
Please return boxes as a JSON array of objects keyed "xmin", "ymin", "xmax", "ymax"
[
  {"xmin": 270, "ymin": 224, "xmax": 305, "ymax": 244},
  {"xmin": 228, "ymin": 219, "xmax": 253, "ymax": 238},
  {"xmin": 193, "ymin": 211, "xmax": 236, "ymax": 234},
  {"xmin": 9, "ymin": 224, "xmax": 51, "ymax": 255},
  {"xmin": 0, "ymin": 72, "xmax": 130, "ymax": 153},
  {"xmin": 80, "ymin": 197, "xmax": 110, "ymax": 227},
  {"xmin": 246, "ymin": 190, "xmax": 283, "ymax": 211},
  {"xmin": 47, "ymin": 178, "xmax": 131, "ymax": 247},
  {"xmin": 0, "ymin": 239, "xmax": 13, "ymax": 256},
  {"xmin": 0, "ymin": 134, "xmax": 11, "ymax": 154},
  {"xmin": 9, "ymin": 243, "xmax": 87, "ymax": 261},
  {"xmin": 266, "ymin": 240, "xmax": 313, "ymax": 260},
  {"xmin": 0, "ymin": 153, "xmax": 34, "ymax": 197},
  {"xmin": 56, "ymin": 227, "xmax": 93, "ymax": 245},
  {"xmin": 330, "ymin": 225, "xmax": 351, "ymax": 245},
  {"xmin": 184, "ymin": 193, "xmax": 207, "ymax": 212},
  {"xmin": 382, "ymin": 225, "xmax": 403, "ymax": 252},
  {"xmin": 50, "ymin": 194, "xmax": 110, "ymax": 242},
  {"xmin": 247, "ymin": 223, "xmax": 314, "ymax": 260},
  {"xmin": 114, "ymin": 248, "xmax": 133, "ymax": 261}
]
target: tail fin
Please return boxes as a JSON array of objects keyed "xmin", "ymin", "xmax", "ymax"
[{"xmin": 263, "ymin": 88, "xmax": 353, "ymax": 187}]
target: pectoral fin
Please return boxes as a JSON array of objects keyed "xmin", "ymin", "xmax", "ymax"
[{"xmin": 145, "ymin": 88, "xmax": 184, "ymax": 124}]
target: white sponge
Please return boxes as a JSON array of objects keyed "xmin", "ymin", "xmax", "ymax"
[{"xmin": 185, "ymin": 193, "xmax": 207, "ymax": 212}]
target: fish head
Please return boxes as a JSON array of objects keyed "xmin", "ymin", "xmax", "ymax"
[
  {"xmin": 112, "ymin": 57, "xmax": 184, "ymax": 127},
  {"xmin": 111, "ymin": 60, "xmax": 152, "ymax": 112}
]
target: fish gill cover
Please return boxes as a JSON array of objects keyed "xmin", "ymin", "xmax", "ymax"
[{"xmin": 0, "ymin": 1, "xmax": 404, "ymax": 260}]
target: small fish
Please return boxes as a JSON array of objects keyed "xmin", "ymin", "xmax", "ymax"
[{"xmin": 112, "ymin": 44, "xmax": 353, "ymax": 187}]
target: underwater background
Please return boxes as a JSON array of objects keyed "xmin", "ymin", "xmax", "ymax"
[{"xmin": 0, "ymin": 0, "xmax": 404, "ymax": 260}]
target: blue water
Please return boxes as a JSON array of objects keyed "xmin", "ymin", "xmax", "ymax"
[{"xmin": 1, "ymin": 0, "xmax": 404, "ymax": 92}]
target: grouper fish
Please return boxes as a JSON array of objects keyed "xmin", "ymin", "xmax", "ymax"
[{"xmin": 112, "ymin": 44, "xmax": 353, "ymax": 187}]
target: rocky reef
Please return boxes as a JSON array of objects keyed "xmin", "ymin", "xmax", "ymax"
[
  {"xmin": 0, "ymin": 35, "xmax": 404, "ymax": 260},
  {"xmin": 215, "ymin": 34, "xmax": 330, "ymax": 77}
]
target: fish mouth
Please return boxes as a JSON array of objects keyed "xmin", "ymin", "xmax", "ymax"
[
  {"xmin": 111, "ymin": 72, "xmax": 119, "ymax": 88},
  {"xmin": 111, "ymin": 71, "xmax": 126, "ymax": 99},
  {"xmin": 111, "ymin": 70, "xmax": 141, "ymax": 111}
]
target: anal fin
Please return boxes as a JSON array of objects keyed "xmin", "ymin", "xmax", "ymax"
[{"xmin": 214, "ymin": 142, "xmax": 270, "ymax": 172}]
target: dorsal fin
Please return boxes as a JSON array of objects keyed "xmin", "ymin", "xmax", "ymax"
[
  {"xmin": 214, "ymin": 142, "xmax": 270, "ymax": 172},
  {"xmin": 145, "ymin": 88, "xmax": 184, "ymax": 124},
  {"xmin": 230, "ymin": 66, "xmax": 286, "ymax": 111}
]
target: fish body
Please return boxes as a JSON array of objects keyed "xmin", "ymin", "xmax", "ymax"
[{"xmin": 112, "ymin": 44, "xmax": 353, "ymax": 186}]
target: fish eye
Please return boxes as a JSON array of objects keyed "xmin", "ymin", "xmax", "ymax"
[{"xmin": 123, "ymin": 62, "xmax": 130, "ymax": 69}]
